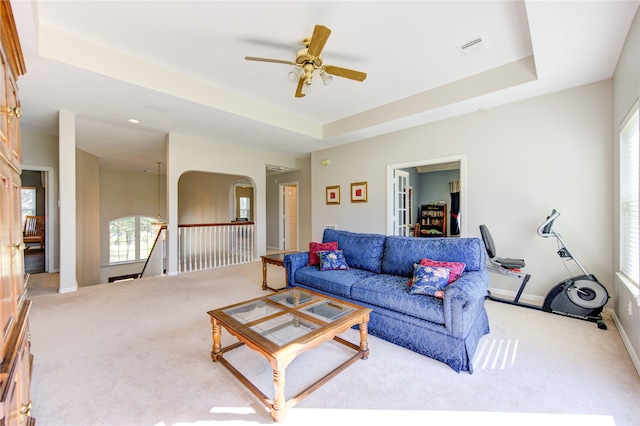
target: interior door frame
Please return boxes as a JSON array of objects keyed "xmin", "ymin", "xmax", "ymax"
[
  {"xmin": 392, "ymin": 169, "xmax": 410, "ymax": 236},
  {"xmin": 386, "ymin": 154, "xmax": 466, "ymax": 237},
  {"xmin": 21, "ymin": 165, "xmax": 56, "ymax": 272},
  {"xmin": 278, "ymin": 181, "xmax": 298, "ymax": 251}
]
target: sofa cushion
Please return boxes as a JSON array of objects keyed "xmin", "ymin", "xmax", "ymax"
[
  {"xmin": 418, "ymin": 258, "xmax": 466, "ymax": 283},
  {"xmin": 409, "ymin": 265, "xmax": 450, "ymax": 298},
  {"xmin": 380, "ymin": 236, "xmax": 486, "ymax": 276},
  {"xmin": 408, "ymin": 258, "xmax": 466, "ymax": 288},
  {"xmin": 323, "ymin": 229, "xmax": 386, "ymax": 273},
  {"xmin": 294, "ymin": 266, "xmax": 377, "ymax": 299},
  {"xmin": 351, "ymin": 274, "xmax": 445, "ymax": 325},
  {"xmin": 307, "ymin": 241, "xmax": 338, "ymax": 266},
  {"xmin": 317, "ymin": 250, "xmax": 349, "ymax": 271}
]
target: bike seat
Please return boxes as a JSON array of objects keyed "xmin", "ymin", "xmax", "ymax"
[{"xmin": 494, "ymin": 257, "xmax": 526, "ymax": 269}]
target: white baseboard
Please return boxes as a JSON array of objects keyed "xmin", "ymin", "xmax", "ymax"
[
  {"xmin": 610, "ymin": 310, "xmax": 640, "ymax": 377},
  {"xmin": 58, "ymin": 284, "xmax": 78, "ymax": 294}
]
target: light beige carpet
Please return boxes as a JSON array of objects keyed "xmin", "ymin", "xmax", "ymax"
[{"xmin": 26, "ymin": 263, "xmax": 640, "ymax": 426}]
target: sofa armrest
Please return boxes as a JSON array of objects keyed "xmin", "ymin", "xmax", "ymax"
[
  {"xmin": 443, "ymin": 270, "xmax": 489, "ymax": 338},
  {"xmin": 283, "ymin": 252, "xmax": 310, "ymax": 287}
]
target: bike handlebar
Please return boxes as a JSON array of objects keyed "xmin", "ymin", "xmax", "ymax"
[{"xmin": 537, "ymin": 209, "xmax": 560, "ymax": 237}]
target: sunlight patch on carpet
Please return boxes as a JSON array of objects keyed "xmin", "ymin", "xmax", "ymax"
[
  {"xmin": 162, "ymin": 409, "xmax": 616, "ymax": 426},
  {"xmin": 473, "ymin": 338, "xmax": 519, "ymax": 370}
]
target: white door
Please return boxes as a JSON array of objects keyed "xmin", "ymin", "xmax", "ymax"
[
  {"xmin": 281, "ymin": 184, "xmax": 297, "ymax": 250},
  {"xmin": 393, "ymin": 170, "xmax": 410, "ymax": 236}
]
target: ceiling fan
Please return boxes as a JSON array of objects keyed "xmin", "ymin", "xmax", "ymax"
[{"xmin": 245, "ymin": 25, "xmax": 367, "ymax": 98}]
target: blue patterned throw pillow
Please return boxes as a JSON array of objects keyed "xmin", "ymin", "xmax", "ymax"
[
  {"xmin": 317, "ymin": 250, "xmax": 350, "ymax": 271},
  {"xmin": 409, "ymin": 265, "xmax": 450, "ymax": 298}
]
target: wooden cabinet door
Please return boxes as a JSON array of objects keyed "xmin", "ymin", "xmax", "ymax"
[
  {"xmin": 0, "ymin": 306, "xmax": 32, "ymax": 426},
  {"xmin": 9, "ymin": 168, "xmax": 24, "ymax": 308},
  {"xmin": 0, "ymin": 52, "xmax": 8, "ymax": 167},
  {"xmin": 5, "ymin": 73, "xmax": 20, "ymax": 171},
  {"xmin": 0, "ymin": 162, "xmax": 16, "ymax": 346},
  {"xmin": 14, "ymin": 315, "xmax": 32, "ymax": 426},
  {"xmin": 0, "ymin": 159, "xmax": 23, "ymax": 348}
]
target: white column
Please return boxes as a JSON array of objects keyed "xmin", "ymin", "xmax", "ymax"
[
  {"xmin": 58, "ymin": 110, "xmax": 78, "ymax": 293},
  {"xmin": 166, "ymin": 134, "xmax": 178, "ymax": 275}
]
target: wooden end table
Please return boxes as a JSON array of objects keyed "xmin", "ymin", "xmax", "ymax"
[
  {"xmin": 261, "ymin": 252, "xmax": 296, "ymax": 291},
  {"xmin": 208, "ymin": 288, "xmax": 371, "ymax": 422}
]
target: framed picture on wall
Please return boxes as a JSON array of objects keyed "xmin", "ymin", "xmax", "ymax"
[
  {"xmin": 326, "ymin": 186, "xmax": 340, "ymax": 204},
  {"xmin": 351, "ymin": 182, "xmax": 368, "ymax": 203}
]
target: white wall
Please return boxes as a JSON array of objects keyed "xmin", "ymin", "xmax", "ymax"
[
  {"xmin": 98, "ymin": 169, "xmax": 166, "ymax": 283},
  {"xmin": 178, "ymin": 171, "xmax": 244, "ymax": 224},
  {"xmin": 76, "ymin": 148, "xmax": 100, "ymax": 286},
  {"xmin": 612, "ymin": 7, "xmax": 640, "ymax": 372},
  {"xmin": 265, "ymin": 159, "xmax": 312, "ymax": 250},
  {"xmin": 312, "ymin": 81, "xmax": 613, "ymax": 301}
]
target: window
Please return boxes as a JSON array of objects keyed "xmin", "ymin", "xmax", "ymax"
[
  {"xmin": 109, "ymin": 216, "xmax": 156, "ymax": 263},
  {"xmin": 21, "ymin": 186, "xmax": 36, "ymax": 226},
  {"xmin": 620, "ymin": 102, "xmax": 639, "ymax": 287},
  {"xmin": 239, "ymin": 196, "xmax": 251, "ymax": 220}
]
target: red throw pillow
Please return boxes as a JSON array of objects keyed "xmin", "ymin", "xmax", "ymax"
[
  {"xmin": 407, "ymin": 258, "xmax": 466, "ymax": 290},
  {"xmin": 418, "ymin": 258, "xmax": 466, "ymax": 283},
  {"xmin": 308, "ymin": 241, "xmax": 338, "ymax": 266}
]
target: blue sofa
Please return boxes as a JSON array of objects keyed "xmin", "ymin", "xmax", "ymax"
[{"xmin": 284, "ymin": 229, "xmax": 490, "ymax": 373}]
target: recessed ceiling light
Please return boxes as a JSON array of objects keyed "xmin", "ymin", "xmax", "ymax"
[{"xmin": 128, "ymin": 118, "xmax": 140, "ymax": 124}]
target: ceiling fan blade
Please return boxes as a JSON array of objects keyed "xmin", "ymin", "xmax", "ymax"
[
  {"xmin": 324, "ymin": 65, "xmax": 367, "ymax": 82},
  {"xmin": 244, "ymin": 56, "xmax": 295, "ymax": 65},
  {"xmin": 295, "ymin": 78, "xmax": 305, "ymax": 98},
  {"xmin": 307, "ymin": 25, "xmax": 331, "ymax": 57}
]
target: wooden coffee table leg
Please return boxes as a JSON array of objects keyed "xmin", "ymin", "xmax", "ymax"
[
  {"xmin": 359, "ymin": 321, "xmax": 370, "ymax": 360},
  {"xmin": 272, "ymin": 368, "xmax": 286, "ymax": 422},
  {"xmin": 211, "ymin": 320, "xmax": 222, "ymax": 362}
]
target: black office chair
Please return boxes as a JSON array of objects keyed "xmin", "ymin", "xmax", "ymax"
[{"xmin": 479, "ymin": 224, "xmax": 531, "ymax": 305}]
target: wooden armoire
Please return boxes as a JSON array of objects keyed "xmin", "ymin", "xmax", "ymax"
[{"xmin": 0, "ymin": 1, "xmax": 34, "ymax": 424}]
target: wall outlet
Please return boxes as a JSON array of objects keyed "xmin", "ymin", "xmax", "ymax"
[{"xmin": 629, "ymin": 299, "xmax": 633, "ymax": 317}]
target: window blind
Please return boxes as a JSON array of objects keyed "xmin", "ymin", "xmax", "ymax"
[{"xmin": 620, "ymin": 102, "xmax": 639, "ymax": 286}]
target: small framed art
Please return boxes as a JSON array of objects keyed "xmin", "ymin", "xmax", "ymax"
[
  {"xmin": 326, "ymin": 186, "xmax": 340, "ymax": 204},
  {"xmin": 351, "ymin": 182, "xmax": 368, "ymax": 203}
]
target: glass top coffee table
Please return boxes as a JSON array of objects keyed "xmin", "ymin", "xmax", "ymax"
[{"xmin": 207, "ymin": 288, "xmax": 372, "ymax": 422}]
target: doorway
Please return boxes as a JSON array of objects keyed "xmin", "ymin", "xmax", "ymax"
[
  {"xmin": 20, "ymin": 166, "xmax": 55, "ymax": 273},
  {"xmin": 392, "ymin": 169, "xmax": 411, "ymax": 236},
  {"xmin": 279, "ymin": 183, "xmax": 298, "ymax": 251},
  {"xmin": 387, "ymin": 155, "xmax": 465, "ymax": 237}
]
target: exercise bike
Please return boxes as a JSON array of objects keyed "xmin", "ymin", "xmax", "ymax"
[{"xmin": 479, "ymin": 209, "xmax": 609, "ymax": 330}]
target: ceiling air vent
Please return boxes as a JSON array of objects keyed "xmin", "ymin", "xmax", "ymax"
[
  {"xmin": 266, "ymin": 164, "xmax": 293, "ymax": 175},
  {"xmin": 458, "ymin": 36, "xmax": 489, "ymax": 58}
]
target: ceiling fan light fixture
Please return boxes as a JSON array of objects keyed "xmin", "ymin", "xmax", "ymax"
[
  {"xmin": 320, "ymin": 70, "xmax": 333, "ymax": 86},
  {"xmin": 288, "ymin": 67, "xmax": 303, "ymax": 82},
  {"xmin": 301, "ymin": 79, "xmax": 311, "ymax": 95},
  {"xmin": 245, "ymin": 24, "xmax": 367, "ymax": 97}
]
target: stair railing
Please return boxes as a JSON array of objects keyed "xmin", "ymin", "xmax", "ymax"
[
  {"xmin": 178, "ymin": 221, "xmax": 256, "ymax": 273},
  {"xmin": 138, "ymin": 221, "xmax": 256, "ymax": 278}
]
